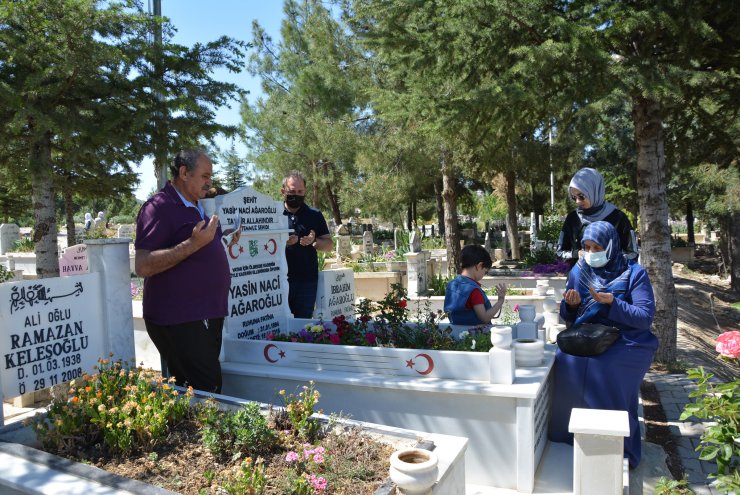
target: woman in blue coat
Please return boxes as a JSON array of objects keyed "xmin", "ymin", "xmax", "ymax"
[{"xmin": 548, "ymin": 221, "xmax": 658, "ymax": 468}]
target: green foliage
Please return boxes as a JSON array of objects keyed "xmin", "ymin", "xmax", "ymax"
[
  {"xmin": 421, "ymin": 236, "xmax": 446, "ymax": 250},
  {"xmin": 654, "ymin": 477, "xmax": 695, "ymax": 495},
  {"xmin": 477, "ymin": 193, "xmax": 508, "ymax": 223},
  {"xmin": 0, "ymin": 265, "xmax": 14, "ymax": 283},
  {"xmin": 522, "ymin": 246, "xmax": 558, "ymax": 268},
  {"xmin": 278, "ymin": 382, "xmax": 322, "ymax": 442},
  {"xmin": 31, "ymin": 358, "xmax": 192, "ymax": 455},
  {"xmin": 537, "ymin": 212, "xmax": 563, "ymax": 244},
  {"xmin": 428, "ymin": 273, "xmax": 453, "ymax": 296},
  {"xmin": 220, "ymin": 458, "xmax": 267, "ymax": 495},
  {"xmin": 199, "ymin": 401, "xmax": 278, "ymax": 461},
  {"xmin": 671, "ymin": 236, "xmax": 689, "ymax": 248},
  {"xmin": 679, "ymin": 367, "xmax": 739, "ymax": 492},
  {"xmin": 11, "ymin": 238, "xmax": 34, "ymax": 252}
]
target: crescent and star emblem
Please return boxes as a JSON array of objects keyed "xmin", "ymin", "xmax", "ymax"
[
  {"xmin": 263, "ymin": 344, "xmax": 286, "ymax": 363},
  {"xmin": 405, "ymin": 353, "xmax": 434, "ymax": 375},
  {"xmin": 228, "ymin": 243, "xmax": 245, "ymax": 260},
  {"xmin": 263, "ymin": 238, "xmax": 277, "ymax": 255}
]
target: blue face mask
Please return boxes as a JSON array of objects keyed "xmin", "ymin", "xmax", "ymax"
[{"xmin": 584, "ymin": 251, "xmax": 608, "ymax": 268}]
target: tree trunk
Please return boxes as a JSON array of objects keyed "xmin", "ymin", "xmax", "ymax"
[
  {"xmin": 441, "ymin": 151, "xmax": 460, "ymax": 277},
  {"xmin": 322, "ymin": 161, "xmax": 341, "ymax": 226},
  {"xmin": 730, "ymin": 210, "xmax": 739, "ymax": 293},
  {"xmin": 633, "ymin": 96, "xmax": 677, "ymax": 363},
  {"xmin": 718, "ymin": 214, "xmax": 730, "ymax": 278},
  {"xmin": 406, "ymin": 204, "xmax": 412, "ymax": 231},
  {"xmin": 504, "ymin": 170, "xmax": 520, "ymax": 259},
  {"xmin": 686, "ymin": 201, "xmax": 694, "ymax": 246},
  {"xmin": 324, "ymin": 181, "xmax": 341, "ymax": 227},
  {"xmin": 311, "ymin": 160, "xmax": 320, "ymax": 208},
  {"xmin": 63, "ymin": 178, "xmax": 76, "ymax": 247},
  {"xmin": 30, "ymin": 131, "xmax": 59, "ymax": 279},
  {"xmin": 434, "ymin": 177, "xmax": 445, "ymax": 236},
  {"xmin": 411, "ymin": 199, "xmax": 417, "ymax": 230}
]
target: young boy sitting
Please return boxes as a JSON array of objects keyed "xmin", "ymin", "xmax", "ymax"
[{"xmin": 444, "ymin": 244, "xmax": 507, "ymax": 325}]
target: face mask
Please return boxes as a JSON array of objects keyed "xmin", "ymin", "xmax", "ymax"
[
  {"xmin": 584, "ymin": 251, "xmax": 609, "ymax": 268},
  {"xmin": 285, "ymin": 194, "xmax": 305, "ymax": 209}
]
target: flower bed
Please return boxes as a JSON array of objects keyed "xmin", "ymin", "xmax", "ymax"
[{"xmin": 15, "ymin": 358, "xmax": 402, "ymax": 495}]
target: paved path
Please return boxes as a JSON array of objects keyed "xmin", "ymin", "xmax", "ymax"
[{"xmin": 647, "ymin": 372, "xmax": 724, "ymax": 495}]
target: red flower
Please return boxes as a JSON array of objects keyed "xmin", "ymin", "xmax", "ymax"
[
  {"xmin": 328, "ymin": 334, "xmax": 340, "ymax": 345},
  {"xmin": 398, "ymin": 299, "xmax": 408, "ymax": 309},
  {"xmin": 265, "ymin": 333, "xmax": 274, "ymax": 341},
  {"xmin": 359, "ymin": 315, "xmax": 371, "ymax": 323},
  {"xmin": 365, "ymin": 332, "xmax": 377, "ymax": 345}
]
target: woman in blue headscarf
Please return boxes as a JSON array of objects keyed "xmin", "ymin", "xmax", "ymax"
[
  {"xmin": 548, "ymin": 221, "xmax": 658, "ymax": 468},
  {"xmin": 556, "ymin": 167, "xmax": 638, "ymax": 268}
]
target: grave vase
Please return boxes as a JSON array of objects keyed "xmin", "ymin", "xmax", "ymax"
[
  {"xmin": 518, "ymin": 304, "xmax": 536, "ymax": 322},
  {"xmin": 489, "ymin": 325, "xmax": 513, "ymax": 349},
  {"xmin": 513, "ymin": 338, "xmax": 545, "ymax": 367},
  {"xmin": 389, "ymin": 447, "xmax": 439, "ymax": 495}
]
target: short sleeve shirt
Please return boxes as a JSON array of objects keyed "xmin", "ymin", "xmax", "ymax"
[
  {"xmin": 464, "ymin": 277, "xmax": 485, "ymax": 309},
  {"xmin": 284, "ymin": 203, "xmax": 330, "ymax": 282},
  {"xmin": 135, "ymin": 182, "xmax": 230, "ymax": 325}
]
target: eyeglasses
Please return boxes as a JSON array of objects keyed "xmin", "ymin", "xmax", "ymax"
[{"xmin": 570, "ymin": 193, "xmax": 587, "ymax": 202}]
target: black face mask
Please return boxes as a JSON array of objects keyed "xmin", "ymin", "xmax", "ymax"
[{"xmin": 285, "ymin": 194, "xmax": 305, "ymax": 209}]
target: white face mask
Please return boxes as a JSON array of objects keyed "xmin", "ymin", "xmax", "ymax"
[{"xmin": 584, "ymin": 251, "xmax": 608, "ymax": 268}]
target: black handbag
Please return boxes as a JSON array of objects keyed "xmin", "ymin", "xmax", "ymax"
[{"xmin": 556, "ymin": 322, "xmax": 621, "ymax": 356}]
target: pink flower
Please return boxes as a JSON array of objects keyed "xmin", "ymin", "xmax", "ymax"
[
  {"xmin": 513, "ymin": 304, "xmax": 520, "ymax": 312},
  {"xmin": 309, "ymin": 474, "xmax": 327, "ymax": 491},
  {"xmin": 265, "ymin": 333, "xmax": 274, "ymax": 341},
  {"xmin": 285, "ymin": 451, "xmax": 299, "ymax": 463},
  {"xmin": 313, "ymin": 453, "xmax": 324, "ymax": 463},
  {"xmin": 328, "ymin": 334, "xmax": 340, "ymax": 345},
  {"xmin": 365, "ymin": 332, "xmax": 377, "ymax": 345},
  {"xmin": 716, "ymin": 331, "xmax": 740, "ymax": 358}
]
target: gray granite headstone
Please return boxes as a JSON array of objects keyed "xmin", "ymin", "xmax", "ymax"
[
  {"xmin": 0, "ymin": 224, "xmax": 20, "ymax": 255},
  {"xmin": 362, "ymin": 230, "xmax": 374, "ymax": 257},
  {"xmin": 335, "ymin": 224, "xmax": 351, "ymax": 259}
]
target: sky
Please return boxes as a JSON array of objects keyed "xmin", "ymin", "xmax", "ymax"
[{"xmin": 134, "ymin": 0, "xmax": 285, "ymax": 200}]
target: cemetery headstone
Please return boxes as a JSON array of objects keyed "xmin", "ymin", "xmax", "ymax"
[
  {"xmin": 409, "ymin": 229, "xmax": 421, "ymax": 253},
  {"xmin": 0, "ymin": 223, "xmax": 20, "ymax": 255},
  {"xmin": 362, "ymin": 230, "xmax": 374, "ymax": 257},
  {"xmin": 117, "ymin": 224, "xmax": 134, "ymax": 239},
  {"xmin": 394, "ymin": 228, "xmax": 400, "ymax": 250},
  {"xmin": 405, "ymin": 250, "xmax": 430, "ymax": 296},
  {"xmin": 484, "ymin": 231, "xmax": 492, "ymax": 251},
  {"xmin": 335, "ymin": 224, "xmax": 351, "ymax": 259},
  {"xmin": 59, "ymin": 244, "xmax": 89, "ymax": 277},
  {"xmin": 314, "ymin": 268, "xmax": 355, "ymax": 320},
  {"xmin": 210, "ymin": 186, "xmax": 292, "ymax": 339}
]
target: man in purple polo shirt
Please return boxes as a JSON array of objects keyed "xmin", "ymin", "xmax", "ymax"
[{"xmin": 135, "ymin": 149, "xmax": 237, "ymax": 393}]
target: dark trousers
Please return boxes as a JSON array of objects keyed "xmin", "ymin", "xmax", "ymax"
[
  {"xmin": 288, "ymin": 279, "xmax": 318, "ymax": 318},
  {"xmin": 145, "ymin": 318, "xmax": 224, "ymax": 393}
]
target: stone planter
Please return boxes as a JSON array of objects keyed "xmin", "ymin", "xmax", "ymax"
[
  {"xmin": 390, "ymin": 447, "xmax": 439, "ymax": 495},
  {"xmin": 353, "ymin": 271, "xmax": 405, "ymax": 300},
  {"xmin": 489, "ymin": 325, "xmax": 513, "ymax": 348},
  {"xmin": 513, "ymin": 338, "xmax": 545, "ymax": 367}
]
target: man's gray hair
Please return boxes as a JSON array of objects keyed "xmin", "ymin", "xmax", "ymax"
[
  {"xmin": 282, "ymin": 170, "xmax": 306, "ymax": 188},
  {"xmin": 170, "ymin": 149, "xmax": 209, "ymax": 178}
]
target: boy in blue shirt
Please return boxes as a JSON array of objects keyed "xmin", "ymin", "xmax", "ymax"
[{"xmin": 444, "ymin": 245, "xmax": 507, "ymax": 325}]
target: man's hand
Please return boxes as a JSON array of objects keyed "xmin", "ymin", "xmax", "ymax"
[
  {"xmin": 299, "ymin": 229, "xmax": 317, "ymax": 246},
  {"xmin": 191, "ymin": 215, "xmax": 219, "ymax": 248},
  {"xmin": 287, "ymin": 234, "xmax": 299, "ymax": 246},
  {"xmin": 588, "ymin": 286, "xmax": 614, "ymax": 305}
]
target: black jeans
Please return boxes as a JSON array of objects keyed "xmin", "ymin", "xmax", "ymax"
[{"xmin": 145, "ymin": 318, "xmax": 224, "ymax": 393}]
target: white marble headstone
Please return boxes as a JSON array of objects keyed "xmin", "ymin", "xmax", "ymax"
[
  {"xmin": 117, "ymin": 224, "xmax": 134, "ymax": 239},
  {"xmin": 59, "ymin": 244, "xmax": 89, "ymax": 277},
  {"xmin": 362, "ymin": 230, "xmax": 374, "ymax": 257},
  {"xmin": 314, "ymin": 268, "xmax": 355, "ymax": 320},
  {"xmin": 213, "ymin": 186, "xmax": 292, "ymax": 339},
  {"xmin": 335, "ymin": 224, "xmax": 351, "ymax": 259}
]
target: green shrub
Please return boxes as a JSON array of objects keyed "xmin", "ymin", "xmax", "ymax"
[
  {"xmin": 522, "ymin": 246, "xmax": 557, "ymax": 268},
  {"xmin": 199, "ymin": 401, "xmax": 278, "ymax": 461},
  {"xmin": 11, "ymin": 237, "xmax": 35, "ymax": 252}
]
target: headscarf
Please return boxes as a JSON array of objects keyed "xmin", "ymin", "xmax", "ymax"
[
  {"xmin": 569, "ymin": 168, "xmax": 616, "ymax": 224},
  {"xmin": 573, "ymin": 221, "xmax": 631, "ymax": 326},
  {"xmin": 84, "ymin": 213, "xmax": 92, "ymax": 221}
]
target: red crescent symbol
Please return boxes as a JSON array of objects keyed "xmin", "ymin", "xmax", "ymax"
[
  {"xmin": 414, "ymin": 353, "xmax": 434, "ymax": 375},
  {"xmin": 263, "ymin": 344, "xmax": 279, "ymax": 363},
  {"xmin": 263, "ymin": 238, "xmax": 277, "ymax": 255},
  {"xmin": 228, "ymin": 243, "xmax": 241, "ymax": 260}
]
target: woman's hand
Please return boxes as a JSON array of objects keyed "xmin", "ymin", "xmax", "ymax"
[
  {"xmin": 588, "ymin": 286, "xmax": 615, "ymax": 305},
  {"xmin": 562, "ymin": 289, "xmax": 581, "ymax": 308}
]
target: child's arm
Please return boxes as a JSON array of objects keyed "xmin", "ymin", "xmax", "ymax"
[{"xmin": 473, "ymin": 283, "xmax": 507, "ymax": 323}]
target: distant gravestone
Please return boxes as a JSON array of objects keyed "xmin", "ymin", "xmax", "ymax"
[
  {"xmin": 362, "ymin": 230, "xmax": 374, "ymax": 257},
  {"xmin": 59, "ymin": 244, "xmax": 89, "ymax": 277},
  {"xmin": 335, "ymin": 224, "xmax": 351, "ymax": 259},
  {"xmin": 117, "ymin": 224, "xmax": 134, "ymax": 239},
  {"xmin": 405, "ymin": 250, "xmax": 430, "ymax": 297},
  {"xmin": 211, "ymin": 186, "xmax": 292, "ymax": 339},
  {"xmin": 393, "ymin": 228, "xmax": 400, "ymax": 250},
  {"xmin": 314, "ymin": 268, "xmax": 355, "ymax": 320},
  {"xmin": 484, "ymin": 231, "xmax": 492, "ymax": 251},
  {"xmin": 0, "ymin": 224, "xmax": 20, "ymax": 255},
  {"xmin": 409, "ymin": 230, "xmax": 421, "ymax": 253}
]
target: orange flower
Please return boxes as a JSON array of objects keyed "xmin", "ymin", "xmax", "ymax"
[{"xmin": 71, "ymin": 396, "xmax": 79, "ymax": 403}]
